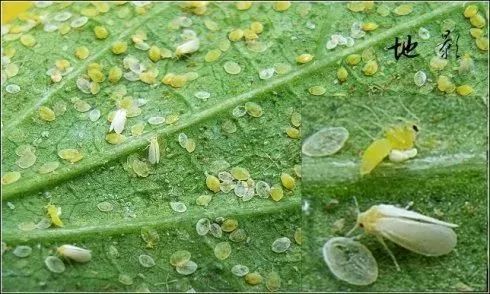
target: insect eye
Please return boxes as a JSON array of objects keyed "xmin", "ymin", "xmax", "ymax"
[
  {"xmin": 359, "ymin": 223, "xmax": 364, "ymax": 228},
  {"xmin": 412, "ymin": 125, "xmax": 419, "ymax": 132}
]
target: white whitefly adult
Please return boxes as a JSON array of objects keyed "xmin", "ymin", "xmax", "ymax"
[
  {"xmin": 57, "ymin": 244, "xmax": 92, "ymax": 263},
  {"xmin": 175, "ymin": 38, "xmax": 200, "ymax": 57},
  {"xmin": 110, "ymin": 109, "xmax": 127, "ymax": 134}
]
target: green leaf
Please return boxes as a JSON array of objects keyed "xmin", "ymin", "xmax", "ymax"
[
  {"xmin": 1, "ymin": 2, "xmax": 488, "ymax": 292},
  {"xmin": 1, "ymin": 2, "xmax": 302, "ymax": 291},
  {"xmin": 301, "ymin": 1, "xmax": 487, "ymax": 292}
]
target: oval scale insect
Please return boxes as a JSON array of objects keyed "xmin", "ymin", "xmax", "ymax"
[
  {"xmin": 347, "ymin": 199, "xmax": 458, "ymax": 271},
  {"xmin": 323, "ymin": 237, "xmax": 378, "ymax": 286},
  {"xmin": 360, "ymin": 123, "xmax": 418, "ymax": 175}
]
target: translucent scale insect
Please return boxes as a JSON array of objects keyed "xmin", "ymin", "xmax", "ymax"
[{"xmin": 347, "ymin": 198, "xmax": 458, "ymax": 271}]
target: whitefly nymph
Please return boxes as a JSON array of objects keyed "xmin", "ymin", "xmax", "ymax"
[
  {"xmin": 323, "ymin": 237, "xmax": 378, "ymax": 286},
  {"xmin": 347, "ymin": 198, "xmax": 458, "ymax": 270}
]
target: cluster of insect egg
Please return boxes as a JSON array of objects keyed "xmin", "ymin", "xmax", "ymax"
[
  {"xmin": 47, "ymin": 59, "xmax": 73, "ymax": 83},
  {"xmin": 180, "ymin": 1, "xmax": 209, "ymax": 15},
  {"xmin": 340, "ymin": 47, "xmax": 378, "ymax": 83},
  {"xmin": 205, "ymin": 164, "xmax": 296, "ymax": 202},
  {"xmin": 464, "ymin": 4, "xmax": 489, "ymax": 51},
  {"xmin": 286, "ymin": 111, "xmax": 301, "ymax": 139},
  {"xmin": 121, "ymin": 54, "xmax": 159, "ymax": 85},
  {"xmin": 1, "ymin": 46, "xmax": 19, "ymax": 85},
  {"xmin": 170, "ymin": 250, "xmax": 198, "ymax": 275},
  {"xmin": 228, "ymin": 19, "xmax": 265, "ymax": 45}
]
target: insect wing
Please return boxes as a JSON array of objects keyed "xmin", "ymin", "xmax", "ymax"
[
  {"xmin": 376, "ymin": 205, "xmax": 458, "ymax": 228},
  {"xmin": 376, "ymin": 217, "xmax": 457, "ymax": 256}
]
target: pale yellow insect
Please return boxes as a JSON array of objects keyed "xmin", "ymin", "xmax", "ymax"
[
  {"xmin": 347, "ymin": 198, "xmax": 458, "ymax": 271},
  {"xmin": 45, "ymin": 204, "xmax": 63, "ymax": 227},
  {"xmin": 360, "ymin": 123, "xmax": 418, "ymax": 175}
]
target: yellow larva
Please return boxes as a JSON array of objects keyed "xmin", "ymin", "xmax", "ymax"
[
  {"xmin": 105, "ymin": 133, "xmax": 126, "ymax": 145},
  {"xmin": 206, "ymin": 175, "xmax": 220, "ymax": 193},
  {"xmin": 250, "ymin": 21, "xmax": 264, "ymax": 34},
  {"xmin": 360, "ymin": 124, "xmax": 418, "ymax": 175},
  {"xmin": 337, "ymin": 66, "xmax": 348, "ymax": 82},
  {"xmin": 347, "ymin": 201, "xmax": 458, "ymax": 270},
  {"xmin": 45, "ymin": 204, "xmax": 63, "ymax": 227},
  {"xmin": 296, "ymin": 53, "xmax": 314, "ymax": 64},
  {"xmin": 148, "ymin": 45, "xmax": 161, "ymax": 62},
  {"xmin": 112, "ymin": 41, "xmax": 128, "ymax": 54},
  {"xmin": 228, "ymin": 29, "xmax": 244, "ymax": 42},
  {"xmin": 280, "ymin": 173, "xmax": 295, "ymax": 190},
  {"xmin": 464, "ymin": 5, "xmax": 478, "ymax": 18},
  {"xmin": 456, "ymin": 85, "xmax": 474, "ymax": 96},
  {"xmin": 148, "ymin": 136, "xmax": 160, "ymax": 164},
  {"xmin": 109, "ymin": 66, "xmax": 122, "ymax": 83},
  {"xmin": 273, "ymin": 1, "xmax": 291, "ymax": 12},
  {"xmin": 346, "ymin": 54, "xmax": 361, "ymax": 65},
  {"xmin": 286, "ymin": 127, "xmax": 300, "ymax": 139},
  {"xmin": 39, "ymin": 106, "xmax": 56, "ymax": 122},
  {"xmin": 362, "ymin": 60, "xmax": 378, "ymax": 76},
  {"xmin": 236, "ymin": 1, "xmax": 252, "ymax": 10},
  {"xmin": 361, "ymin": 22, "xmax": 378, "ymax": 32},
  {"xmin": 20, "ymin": 34, "xmax": 36, "ymax": 47},
  {"xmin": 57, "ymin": 245, "xmax": 92, "ymax": 263},
  {"xmin": 94, "ymin": 26, "xmax": 109, "ymax": 39}
]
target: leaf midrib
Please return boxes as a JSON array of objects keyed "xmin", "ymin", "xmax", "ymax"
[
  {"xmin": 1, "ymin": 3, "xmax": 462, "ymax": 200},
  {"xmin": 303, "ymin": 152, "xmax": 486, "ymax": 184},
  {"xmin": 2, "ymin": 197, "xmax": 297, "ymax": 244}
]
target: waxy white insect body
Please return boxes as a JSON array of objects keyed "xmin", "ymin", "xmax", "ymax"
[
  {"xmin": 348, "ymin": 201, "xmax": 458, "ymax": 271},
  {"xmin": 389, "ymin": 148, "xmax": 417, "ymax": 163},
  {"xmin": 175, "ymin": 38, "xmax": 200, "ymax": 57},
  {"xmin": 110, "ymin": 109, "xmax": 127, "ymax": 134},
  {"xmin": 57, "ymin": 244, "xmax": 92, "ymax": 263},
  {"xmin": 148, "ymin": 136, "xmax": 160, "ymax": 164}
]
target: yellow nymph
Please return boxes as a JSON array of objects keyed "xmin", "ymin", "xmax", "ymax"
[
  {"xmin": 45, "ymin": 204, "xmax": 64, "ymax": 227},
  {"xmin": 360, "ymin": 123, "xmax": 418, "ymax": 175}
]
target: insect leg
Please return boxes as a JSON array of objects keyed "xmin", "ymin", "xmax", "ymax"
[
  {"xmin": 376, "ymin": 235, "xmax": 401, "ymax": 271},
  {"xmin": 346, "ymin": 197, "xmax": 361, "ymax": 236},
  {"xmin": 350, "ymin": 234, "xmax": 364, "ymax": 241},
  {"xmin": 404, "ymin": 201, "xmax": 414, "ymax": 210},
  {"xmin": 345, "ymin": 224, "xmax": 359, "ymax": 237}
]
